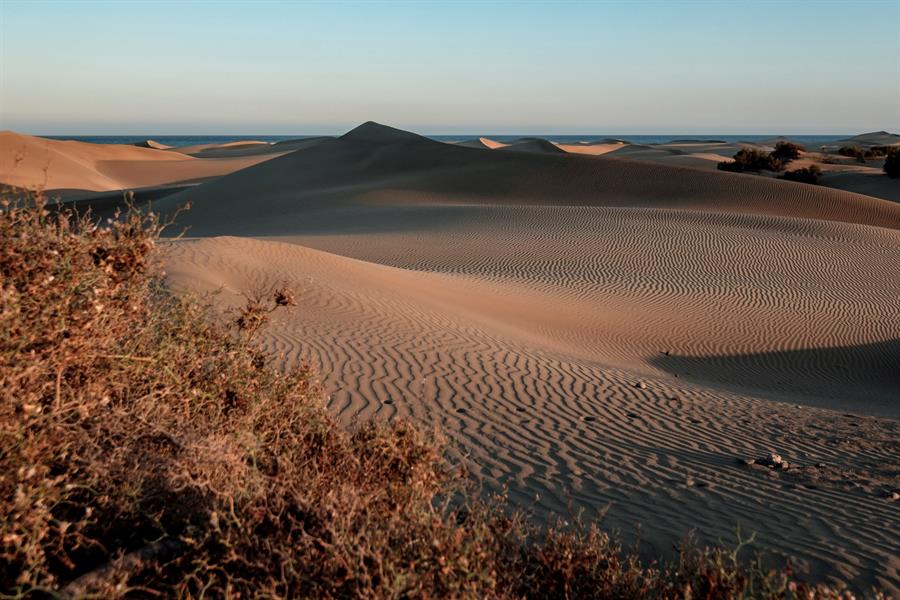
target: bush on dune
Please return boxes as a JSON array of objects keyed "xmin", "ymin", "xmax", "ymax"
[
  {"xmin": 1, "ymin": 194, "xmax": 874, "ymax": 598},
  {"xmin": 836, "ymin": 144, "xmax": 892, "ymax": 163},
  {"xmin": 781, "ymin": 165, "xmax": 822, "ymax": 184},
  {"xmin": 718, "ymin": 148, "xmax": 783, "ymax": 173},
  {"xmin": 770, "ymin": 141, "xmax": 804, "ymax": 163},
  {"xmin": 865, "ymin": 145, "xmax": 891, "ymax": 158},
  {"xmin": 837, "ymin": 145, "xmax": 865, "ymax": 160},
  {"xmin": 884, "ymin": 148, "xmax": 900, "ymax": 178}
]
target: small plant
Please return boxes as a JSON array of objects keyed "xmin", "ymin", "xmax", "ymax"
[
  {"xmin": 884, "ymin": 148, "xmax": 900, "ymax": 178},
  {"xmin": 781, "ymin": 165, "xmax": 822, "ymax": 184}
]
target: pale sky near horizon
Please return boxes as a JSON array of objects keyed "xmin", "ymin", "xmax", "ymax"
[{"xmin": 1, "ymin": 0, "xmax": 898, "ymax": 135}]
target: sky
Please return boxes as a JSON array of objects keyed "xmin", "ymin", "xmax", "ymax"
[{"xmin": 0, "ymin": 0, "xmax": 898, "ymax": 135}]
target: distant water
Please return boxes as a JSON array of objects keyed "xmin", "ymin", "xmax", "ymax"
[{"xmin": 45, "ymin": 134, "xmax": 848, "ymax": 147}]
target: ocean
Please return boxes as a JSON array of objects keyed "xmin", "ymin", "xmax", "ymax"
[{"xmin": 44, "ymin": 134, "xmax": 849, "ymax": 148}]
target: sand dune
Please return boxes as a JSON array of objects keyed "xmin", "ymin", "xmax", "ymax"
[
  {"xmin": 163, "ymin": 222, "xmax": 899, "ymax": 592},
  {"xmin": 497, "ymin": 137, "xmax": 567, "ymax": 154},
  {"xmin": 456, "ymin": 137, "xmax": 501, "ymax": 150},
  {"xmin": 134, "ymin": 139, "xmax": 172, "ymax": 150},
  {"xmin": 822, "ymin": 171, "xmax": 900, "ymax": 203},
  {"xmin": 169, "ymin": 137, "xmax": 336, "ymax": 158},
  {"xmin": 838, "ymin": 131, "xmax": 900, "ymax": 147},
  {"xmin": 555, "ymin": 141, "xmax": 625, "ymax": 155},
  {"xmin": 158, "ymin": 122, "xmax": 900, "ymax": 593},
  {"xmin": 155, "ymin": 122, "xmax": 900, "ymax": 231},
  {"xmin": 0, "ymin": 131, "xmax": 290, "ymax": 194}
]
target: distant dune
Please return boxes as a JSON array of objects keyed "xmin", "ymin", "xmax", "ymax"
[
  {"xmin": 497, "ymin": 137, "xmax": 567, "ymax": 154},
  {"xmin": 154, "ymin": 122, "xmax": 900, "ymax": 231},
  {"xmin": 134, "ymin": 139, "xmax": 172, "ymax": 150},
  {"xmin": 158, "ymin": 122, "xmax": 900, "ymax": 593},
  {"xmin": 838, "ymin": 130, "xmax": 900, "ymax": 147},
  {"xmin": 456, "ymin": 137, "xmax": 507, "ymax": 150},
  {"xmin": 0, "ymin": 131, "xmax": 292, "ymax": 194}
]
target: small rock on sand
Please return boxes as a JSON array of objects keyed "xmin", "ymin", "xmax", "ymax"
[{"xmin": 751, "ymin": 452, "xmax": 791, "ymax": 470}]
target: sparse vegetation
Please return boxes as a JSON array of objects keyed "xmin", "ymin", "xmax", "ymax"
[
  {"xmin": 835, "ymin": 144, "xmax": 887, "ymax": 163},
  {"xmin": 718, "ymin": 148, "xmax": 783, "ymax": 173},
  {"xmin": 865, "ymin": 145, "xmax": 891, "ymax": 158},
  {"xmin": 0, "ymin": 194, "xmax": 877, "ymax": 598},
  {"xmin": 781, "ymin": 165, "xmax": 822, "ymax": 185},
  {"xmin": 884, "ymin": 148, "xmax": 900, "ymax": 178},
  {"xmin": 771, "ymin": 141, "xmax": 804, "ymax": 163},
  {"xmin": 838, "ymin": 145, "xmax": 865, "ymax": 159}
]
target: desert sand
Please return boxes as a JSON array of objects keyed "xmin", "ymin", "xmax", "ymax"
[
  {"xmin": 2, "ymin": 123, "xmax": 898, "ymax": 593},
  {"xmin": 0, "ymin": 131, "xmax": 295, "ymax": 195}
]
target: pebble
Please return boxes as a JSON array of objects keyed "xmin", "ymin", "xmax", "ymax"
[{"xmin": 634, "ymin": 382, "xmax": 647, "ymax": 389}]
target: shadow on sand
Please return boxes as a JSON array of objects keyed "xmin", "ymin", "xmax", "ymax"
[{"xmin": 648, "ymin": 338, "xmax": 900, "ymax": 418}]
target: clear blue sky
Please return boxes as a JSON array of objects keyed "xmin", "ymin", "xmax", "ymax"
[{"xmin": 1, "ymin": 0, "xmax": 898, "ymax": 134}]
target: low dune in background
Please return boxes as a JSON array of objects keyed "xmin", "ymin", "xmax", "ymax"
[
  {"xmin": 0, "ymin": 131, "xmax": 298, "ymax": 194},
  {"xmin": 2, "ymin": 122, "xmax": 899, "ymax": 593},
  {"xmin": 4, "ymin": 128, "xmax": 897, "ymax": 205}
]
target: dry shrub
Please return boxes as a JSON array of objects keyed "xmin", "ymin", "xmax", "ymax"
[
  {"xmin": 781, "ymin": 165, "xmax": 822, "ymax": 185},
  {"xmin": 884, "ymin": 148, "xmax": 900, "ymax": 178},
  {"xmin": 771, "ymin": 141, "xmax": 804, "ymax": 163},
  {"xmin": 717, "ymin": 148, "xmax": 783, "ymax": 173},
  {"xmin": 0, "ymin": 194, "xmax": 876, "ymax": 598},
  {"xmin": 838, "ymin": 145, "xmax": 865, "ymax": 160}
]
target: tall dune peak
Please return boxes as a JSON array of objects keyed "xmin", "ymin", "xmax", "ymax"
[{"xmin": 340, "ymin": 121, "xmax": 428, "ymax": 143}]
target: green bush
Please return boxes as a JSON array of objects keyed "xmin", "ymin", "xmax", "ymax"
[
  {"xmin": 884, "ymin": 148, "xmax": 900, "ymax": 178},
  {"xmin": 781, "ymin": 165, "xmax": 821, "ymax": 184}
]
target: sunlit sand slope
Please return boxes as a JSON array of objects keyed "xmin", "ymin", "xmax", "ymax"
[{"xmin": 159, "ymin": 123, "xmax": 899, "ymax": 593}]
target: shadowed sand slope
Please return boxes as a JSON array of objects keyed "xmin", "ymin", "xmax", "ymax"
[
  {"xmin": 0, "ymin": 131, "xmax": 290, "ymax": 193},
  {"xmin": 159, "ymin": 122, "xmax": 900, "ymax": 593},
  {"xmin": 156, "ymin": 123, "xmax": 900, "ymax": 231}
]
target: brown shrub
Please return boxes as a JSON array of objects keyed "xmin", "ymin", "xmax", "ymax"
[
  {"xmin": 718, "ymin": 148, "xmax": 783, "ymax": 173},
  {"xmin": 771, "ymin": 141, "xmax": 805, "ymax": 163},
  {"xmin": 838, "ymin": 145, "xmax": 867, "ymax": 162},
  {"xmin": 781, "ymin": 165, "xmax": 822, "ymax": 184},
  {"xmin": 0, "ymin": 194, "xmax": 876, "ymax": 598},
  {"xmin": 884, "ymin": 148, "xmax": 900, "ymax": 178}
]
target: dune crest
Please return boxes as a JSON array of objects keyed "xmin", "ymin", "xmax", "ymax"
[{"xmin": 156, "ymin": 122, "xmax": 900, "ymax": 230}]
